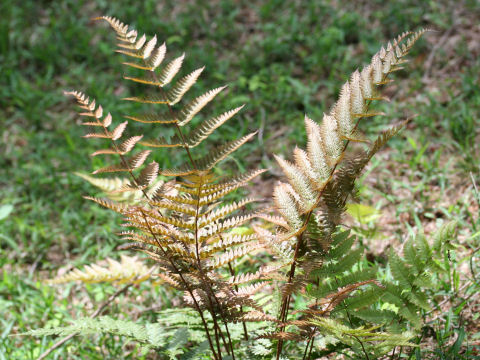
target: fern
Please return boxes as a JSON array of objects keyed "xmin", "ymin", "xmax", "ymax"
[
  {"xmin": 24, "ymin": 316, "xmax": 176, "ymax": 350},
  {"xmin": 34, "ymin": 16, "xmax": 455, "ymax": 359},
  {"xmin": 58, "ymin": 16, "xmax": 278, "ymax": 360},
  {"xmin": 258, "ymin": 29, "xmax": 431, "ymax": 358},
  {"xmin": 47, "ymin": 255, "xmax": 155, "ymax": 285}
]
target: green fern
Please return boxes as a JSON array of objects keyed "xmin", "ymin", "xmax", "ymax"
[{"xmin": 25, "ymin": 316, "xmax": 167, "ymax": 348}]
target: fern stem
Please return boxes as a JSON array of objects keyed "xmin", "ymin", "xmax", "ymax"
[
  {"xmin": 302, "ymin": 337, "xmax": 311, "ymax": 360},
  {"xmin": 212, "ymin": 315, "xmax": 224, "ymax": 358},
  {"xmin": 205, "ymin": 276, "xmax": 237, "ymax": 358},
  {"xmin": 175, "ymin": 122, "xmax": 198, "ymax": 170},
  {"xmin": 307, "ymin": 336, "xmax": 315, "ymax": 359},
  {"xmin": 207, "ymin": 295, "xmax": 229, "ymax": 357},
  {"xmin": 302, "ymin": 316, "xmax": 318, "ymax": 358}
]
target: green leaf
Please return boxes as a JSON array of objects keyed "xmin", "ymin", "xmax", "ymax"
[
  {"xmin": 0, "ymin": 204, "xmax": 13, "ymax": 221},
  {"xmin": 346, "ymin": 203, "xmax": 382, "ymax": 223},
  {"xmin": 389, "ymin": 251, "xmax": 412, "ymax": 288}
]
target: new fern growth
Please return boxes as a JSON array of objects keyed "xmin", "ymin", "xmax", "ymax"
[{"xmin": 32, "ymin": 17, "xmax": 458, "ymax": 359}]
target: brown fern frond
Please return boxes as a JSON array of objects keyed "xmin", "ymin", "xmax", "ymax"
[
  {"xmin": 256, "ymin": 214, "xmax": 290, "ymax": 230},
  {"xmin": 201, "ymin": 234, "xmax": 258, "ymax": 256},
  {"xmin": 273, "ymin": 183, "xmax": 302, "ymax": 230},
  {"xmin": 84, "ymin": 196, "xmax": 127, "ymax": 213},
  {"xmin": 111, "ymin": 121, "xmax": 129, "ymax": 140},
  {"xmin": 157, "ymin": 273, "xmax": 184, "ymax": 290},
  {"xmin": 119, "ymin": 231, "xmax": 167, "ymax": 247},
  {"xmin": 239, "ymin": 311, "xmax": 278, "ymax": 324},
  {"xmin": 235, "ymin": 281, "xmax": 270, "ymax": 297},
  {"xmin": 274, "ymin": 155, "xmax": 317, "ymax": 211},
  {"xmin": 198, "ymin": 198, "xmax": 257, "ymax": 227},
  {"xmin": 95, "ymin": 16, "xmax": 135, "ymax": 44},
  {"xmin": 198, "ymin": 212, "xmax": 259, "ymax": 241},
  {"xmin": 123, "ymin": 42, "xmax": 166, "ymax": 70},
  {"xmin": 137, "ymin": 136, "xmax": 184, "ymax": 148},
  {"xmin": 228, "ymin": 265, "xmax": 283, "ymax": 286},
  {"xmin": 148, "ymin": 200, "xmax": 197, "ymax": 217},
  {"xmin": 157, "ymin": 53, "xmax": 185, "ymax": 86},
  {"xmin": 206, "ymin": 242, "xmax": 264, "ymax": 270},
  {"xmin": 92, "ymin": 150, "xmax": 151, "ymax": 174},
  {"xmin": 177, "ymin": 86, "xmax": 227, "ymax": 126},
  {"xmin": 194, "ymin": 132, "xmax": 258, "ymax": 171},
  {"xmin": 184, "ymin": 106, "xmax": 245, "ymax": 147},
  {"xmin": 91, "ymin": 135, "xmax": 143, "ymax": 156},
  {"xmin": 125, "ymin": 113, "xmax": 177, "ymax": 124},
  {"xmin": 367, "ymin": 120, "xmax": 409, "ymax": 161},
  {"xmin": 175, "ymin": 168, "xmax": 266, "ymax": 190},
  {"xmin": 142, "ymin": 106, "xmax": 246, "ymax": 149},
  {"xmin": 161, "ymin": 132, "xmax": 257, "ymax": 176},
  {"xmin": 166, "ymin": 67, "xmax": 204, "ymax": 105},
  {"xmin": 136, "ymin": 208, "xmax": 196, "ymax": 231},
  {"xmin": 123, "ymin": 93, "xmax": 168, "ymax": 104},
  {"xmin": 113, "ymin": 162, "xmax": 159, "ymax": 192}
]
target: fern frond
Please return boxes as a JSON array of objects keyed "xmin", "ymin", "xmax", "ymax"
[
  {"xmin": 273, "ymin": 183, "xmax": 302, "ymax": 230},
  {"xmin": 161, "ymin": 132, "xmax": 257, "ymax": 176},
  {"xmin": 95, "ymin": 16, "xmax": 136, "ymax": 44},
  {"xmin": 198, "ymin": 212, "xmax": 259, "ymax": 241},
  {"xmin": 148, "ymin": 200, "xmax": 197, "ymax": 217},
  {"xmin": 320, "ymin": 113, "xmax": 343, "ymax": 165},
  {"xmin": 202, "ymin": 168, "xmax": 267, "ymax": 190},
  {"xmin": 198, "ymin": 198, "xmax": 256, "ymax": 227},
  {"xmin": 123, "ymin": 93, "xmax": 168, "ymax": 104},
  {"xmin": 189, "ymin": 106, "xmax": 245, "ymax": 147},
  {"xmin": 48, "ymin": 255, "xmax": 154, "ymax": 284},
  {"xmin": 143, "ymin": 106, "xmax": 247, "ymax": 149},
  {"xmin": 235, "ymin": 282, "xmax": 270, "ymax": 297},
  {"xmin": 167, "ymin": 67, "xmax": 204, "ymax": 105},
  {"xmin": 125, "ymin": 112, "xmax": 177, "ymax": 124},
  {"xmin": 26, "ymin": 316, "xmax": 168, "ymax": 348},
  {"xmin": 158, "ymin": 53, "xmax": 185, "ymax": 86},
  {"xmin": 274, "ymin": 155, "xmax": 317, "ymax": 211},
  {"xmin": 116, "ymin": 161, "xmax": 159, "ymax": 191},
  {"xmin": 228, "ymin": 265, "xmax": 282, "ymax": 286},
  {"xmin": 206, "ymin": 242, "xmax": 264, "ymax": 270},
  {"xmin": 177, "ymin": 86, "xmax": 227, "ymax": 126},
  {"xmin": 123, "ymin": 42, "xmax": 167, "ymax": 70},
  {"xmin": 91, "ymin": 135, "xmax": 144, "ymax": 156},
  {"xmin": 84, "ymin": 196, "xmax": 127, "ymax": 213},
  {"xmin": 93, "ymin": 150, "xmax": 151, "ymax": 174},
  {"xmin": 304, "ymin": 116, "xmax": 331, "ymax": 185}
]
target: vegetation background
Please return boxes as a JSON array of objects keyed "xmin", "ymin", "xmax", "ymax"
[{"xmin": 1, "ymin": 0, "xmax": 479, "ymax": 358}]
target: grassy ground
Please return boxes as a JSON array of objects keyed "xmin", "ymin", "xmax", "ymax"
[{"xmin": 1, "ymin": 0, "xmax": 479, "ymax": 358}]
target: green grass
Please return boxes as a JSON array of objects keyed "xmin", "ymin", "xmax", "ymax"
[{"xmin": 1, "ymin": 0, "xmax": 479, "ymax": 358}]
